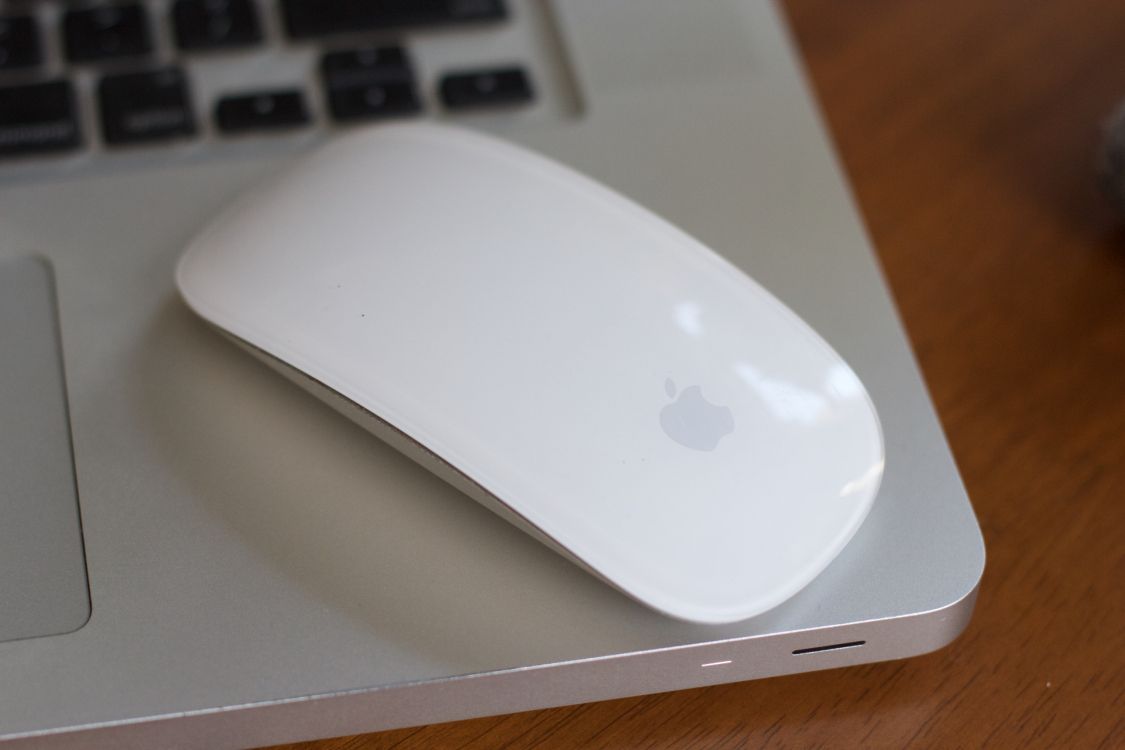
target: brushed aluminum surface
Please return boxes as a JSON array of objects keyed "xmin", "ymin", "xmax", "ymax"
[{"xmin": 0, "ymin": 1, "xmax": 983, "ymax": 747}]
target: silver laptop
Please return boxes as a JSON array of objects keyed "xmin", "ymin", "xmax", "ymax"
[{"xmin": 0, "ymin": 1, "xmax": 984, "ymax": 748}]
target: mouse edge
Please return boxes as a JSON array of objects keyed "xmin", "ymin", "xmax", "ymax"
[
  {"xmin": 174, "ymin": 261, "xmax": 881, "ymax": 627},
  {"xmin": 208, "ymin": 327, "xmax": 674, "ymax": 610},
  {"xmin": 210, "ymin": 327, "xmax": 823, "ymax": 625}
]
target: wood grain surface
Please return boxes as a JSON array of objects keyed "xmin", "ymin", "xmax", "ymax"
[{"xmin": 264, "ymin": 0, "xmax": 1125, "ymax": 747}]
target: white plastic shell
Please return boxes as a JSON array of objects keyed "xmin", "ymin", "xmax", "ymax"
[{"xmin": 177, "ymin": 123, "xmax": 884, "ymax": 624}]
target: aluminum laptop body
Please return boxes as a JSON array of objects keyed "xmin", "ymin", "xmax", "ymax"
[{"xmin": 0, "ymin": 1, "xmax": 984, "ymax": 747}]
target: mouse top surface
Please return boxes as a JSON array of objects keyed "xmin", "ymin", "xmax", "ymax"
[{"xmin": 177, "ymin": 122, "xmax": 884, "ymax": 624}]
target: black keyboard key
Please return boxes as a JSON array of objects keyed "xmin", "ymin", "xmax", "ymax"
[
  {"xmin": 440, "ymin": 67, "xmax": 533, "ymax": 110},
  {"xmin": 0, "ymin": 16, "xmax": 42, "ymax": 70},
  {"xmin": 0, "ymin": 81, "xmax": 81, "ymax": 158},
  {"xmin": 172, "ymin": 0, "xmax": 262, "ymax": 52},
  {"xmin": 321, "ymin": 47, "xmax": 421, "ymax": 122},
  {"xmin": 64, "ymin": 5, "xmax": 152, "ymax": 63},
  {"xmin": 326, "ymin": 81, "xmax": 420, "ymax": 122},
  {"xmin": 282, "ymin": 0, "xmax": 506, "ymax": 39},
  {"xmin": 98, "ymin": 69, "xmax": 196, "ymax": 146},
  {"xmin": 216, "ymin": 90, "xmax": 309, "ymax": 133},
  {"xmin": 322, "ymin": 46, "xmax": 410, "ymax": 79}
]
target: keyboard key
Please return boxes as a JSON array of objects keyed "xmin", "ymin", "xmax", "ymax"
[
  {"xmin": 0, "ymin": 81, "xmax": 81, "ymax": 158},
  {"xmin": 326, "ymin": 82, "xmax": 420, "ymax": 122},
  {"xmin": 0, "ymin": 16, "xmax": 41, "ymax": 70},
  {"xmin": 64, "ymin": 5, "xmax": 152, "ymax": 63},
  {"xmin": 281, "ymin": 0, "xmax": 506, "ymax": 39},
  {"xmin": 440, "ymin": 67, "xmax": 533, "ymax": 110},
  {"xmin": 321, "ymin": 46, "xmax": 411, "ymax": 88},
  {"xmin": 321, "ymin": 47, "xmax": 421, "ymax": 122},
  {"xmin": 216, "ymin": 90, "xmax": 309, "ymax": 133},
  {"xmin": 172, "ymin": 0, "xmax": 262, "ymax": 52},
  {"xmin": 98, "ymin": 69, "xmax": 196, "ymax": 146}
]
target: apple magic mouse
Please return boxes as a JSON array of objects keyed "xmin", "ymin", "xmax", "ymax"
[{"xmin": 176, "ymin": 123, "xmax": 884, "ymax": 624}]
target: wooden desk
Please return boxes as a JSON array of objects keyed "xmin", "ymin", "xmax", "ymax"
[{"xmin": 268, "ymin": 1, "xmax": 1125, "ymax": 746}]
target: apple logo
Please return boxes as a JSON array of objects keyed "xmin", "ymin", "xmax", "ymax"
[{"xmin": 659, "ymin": 378, "xmax": 735, "ymax": 451}]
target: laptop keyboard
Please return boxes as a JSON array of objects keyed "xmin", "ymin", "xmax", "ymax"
[{"xmin": 0, "ymin": 0, "xmax": 574, "ymax": 171}]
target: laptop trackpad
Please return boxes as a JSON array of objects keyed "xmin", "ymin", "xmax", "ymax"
[{"xmin": 0, "ymin": 256, "xmax": 90, "ymax": 642}]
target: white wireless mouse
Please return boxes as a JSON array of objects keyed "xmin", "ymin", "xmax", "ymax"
[{"xmin": 176, "ymin": 123, "xmax": 884, "ymax": 624}]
